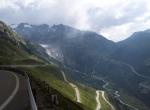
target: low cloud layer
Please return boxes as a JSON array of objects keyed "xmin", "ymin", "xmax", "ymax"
[{"xmin": 0, "ymin": 0, "xmax": 150, "ymax": 41}]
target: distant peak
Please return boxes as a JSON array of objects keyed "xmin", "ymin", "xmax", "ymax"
[
  {"xmin": 144, "ymin": 29, "xmax": 150, "ymax": 33},
  {"xmin": 51, "ymin": 24, "xmax": 74, "ymax": 30},
  {"xmin": 17, "ymin": 23, "xmax": 32, "ymax": 28},
  {"xmin": 51, "ymin": 24, "xmax": 81, "ymax": 35},
  {"xmin": 38, "ymin": 24, "xmax": 49, "ymax": 28}
]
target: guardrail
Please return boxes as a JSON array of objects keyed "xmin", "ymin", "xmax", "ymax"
[
  {"xmin": 0, "ymin": 66, "xmax": 38, "ymax": 110},
  {"xmin": 26, "ymin": 75, "xmax": 38, "ymax": 110}
]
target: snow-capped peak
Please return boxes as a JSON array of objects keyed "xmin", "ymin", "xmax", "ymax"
[
  {"xmin": 24, "ymin": 24, "xmax": 32, "ymax": 28},
  {"xmin": 10, "ymin": 24, "xmax": 18, "ymax": 29}
]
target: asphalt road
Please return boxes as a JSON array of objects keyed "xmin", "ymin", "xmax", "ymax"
[{"xmin": 0, "ymin": 70, "xmax": 30, "ymax": 110}]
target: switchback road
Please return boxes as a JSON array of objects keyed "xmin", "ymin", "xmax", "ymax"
[{"xmin": 61, "ymin": 71, "xmax": 81, "ymax": 103}]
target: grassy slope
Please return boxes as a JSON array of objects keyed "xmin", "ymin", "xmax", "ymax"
[
  {"xmin": 0, "ymin": 38, "xmax": 27, "ymax": 64},
  {"xmin": 76, "ymin": 84, "xmax": 113, "ymax": 110},
  {"xmin": 105, "ymin": 80, "xmax": 148, "ymax": 110},
  {"xmin": 0, "ymin": 36, "xmax": 46, "ymax": 65},
  {"xmin": 0, "ymin": 26, "xmax": 33, "ymax": 65},
  {"xmin": 19, "ymin": 65, "xmax": 101, "ymax": 110},
  {"xmin": 19, "ymin": 65, "xmax": 76, "ymax": 100},
  {"xmin": 0, "ymin": 21, "xmax": 115, "ymax": 110},
  {"xmin": 78, "ymin": 85, "xmax": 97, "ymax": 110},
  {"xmin": 60, "ymin": 70, "xmax": 98, "ymax": 110},
  {"xmin": 17, "ymin": 65, "xmax": 87, "ymax": 110},
  {"xmin": 0, "ymin": 38, "xmax": 86, "ymax": 109},
  {"xmin": 0, "ymin": 21, "xmax": 84, "ymax": 110},
  {"xmin": 0, "ymin": 22, "xmax": 47, "ymax": 65},
  {"xmin": 61, "ymin": 70, "xmax": 115, "ymax": 110},
  {"xmin": 119, "ymin": 91, "xmax": 148, "ymax": 110},
  {"xmin": 99, "ymin": 92, "xmax": 112, "ymax": 110},
  {"xmin": 0, "ymin": 33, "xmax": 114, "ymax": 110}
]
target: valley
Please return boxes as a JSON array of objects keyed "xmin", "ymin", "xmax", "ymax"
[{"xmin": 0, "ymin": 20, "xmax": 150, "ymax": 110}]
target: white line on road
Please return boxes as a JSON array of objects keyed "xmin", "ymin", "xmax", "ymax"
[
  {"xmin": 61, "ymin": 71, "xmax": 81, "ymax": 103},
  {"xmin": 0, "ymin": 72, "xmax": 19, "ymax": 110}
]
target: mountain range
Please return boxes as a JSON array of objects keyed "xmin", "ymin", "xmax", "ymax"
[
  {"xmin": 13, "ymin": 22, "xmax": 150, "ymax": 110},
  {"xmin": 0, "ymin": 21, "xmax": 150, "ymax": 110}
]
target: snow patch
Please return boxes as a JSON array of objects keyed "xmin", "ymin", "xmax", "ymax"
[
  {"xmin": 40, "ymin": 44, "xmax": 64, "ymax": 62},
  {"xmin": 40, "ymin": 44, "xmax": 49, "ymax": 48},
  {"xmin": 10, "ymin": 24, "xmax": 18, "ymax": 29},
  {"xmin": 24, "ymin": 24, "xmax": 32, "ymax": 28}
]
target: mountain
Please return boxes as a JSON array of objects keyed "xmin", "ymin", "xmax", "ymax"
[
  {"xmin": 0, "ymin": 21, "xmax": 86, "ymax": 110},
  {"xmin": 0, "ymin": 21, "xmax": 54, "ymax": 65},
  {"xmin": 15, "ymin": 23, "xmax": 116, "ymax": 73},
  {"xmin": 113, "ymin": 30, "xmax": 150, "ymax": 77},
  {"xmin": 0, "ymin": 21, "xmax": 30, "ymax": 64},
  {"xmin": 14, "ymin": 23, "xmax": 150, "ymax": 110}
]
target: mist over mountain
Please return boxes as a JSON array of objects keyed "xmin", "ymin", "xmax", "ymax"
[
  {"xmin": 13, "ymin": 23, "xmax": 150, "ymax": 110},
  {"xmin": 15, "ymin": 23, "xmax": 116, "ymax": 71},
  {"xmin": 0, "ymin": 20, "xmax": 150, "ymax": 110},
  {"xmin": 1, "ymin": 0, "xmax": 150, "ymax": 110}
]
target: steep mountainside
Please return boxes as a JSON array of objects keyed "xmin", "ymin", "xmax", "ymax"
[
  {"xmin": 15, "ymin": 23, "xmax": 116, "ymax": 72},
  {"xmin": 0, "ymin": 21, "xmax": 86, "ymax": 110},
  {"xmin": 14, "ymin": 23, "xmax": 150, "ymax": 110},
  {"xmin": 113, "ymin": 30, "xmax": 150, "ymax": 77},
  {"xmin": 0, "ymin": 21, "xmax": 53, "ymax": 64},
  {"xmin": 0, "ymin": 21, "xmax": 30, "ymax": 64}
]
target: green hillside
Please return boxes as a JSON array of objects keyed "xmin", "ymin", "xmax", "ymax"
[
  {"xmin": 0, "ymin": 21, "xmax": 85, "ymax": 110},
  {"xmin": 0, "ymin": 21, "xmax": 107, "ymax": 110}
]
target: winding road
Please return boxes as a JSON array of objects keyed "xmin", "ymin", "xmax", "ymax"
[
  {"xmin": 123, "ymin": 63, "xmax": 150, "ymax": 80},
  {"xmin": 102, "ymin": 79, "xmax": 139, "ymax": 110},
  {"xmin": 62, "ymin": 65, "xmax": 115, "ymax": 109},
  {"xmin": 101, "ymin": 91, "xmax": 115, "ymax": 110},
  {"xmin": 61, "ymin": 71, "xmax": 81, "ymax": 103},
  {"xmin": 0, "ymin": 70, "xmax": 30, "ymax": 110},
  {"xmin": 95, "ymin": 90, "xmax": 115, "ymax": 110},
  {"xmin": 95, "ymin": 91, "xmax": 101, "ymax": 110}
]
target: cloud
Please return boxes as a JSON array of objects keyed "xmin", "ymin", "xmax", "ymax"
[{"xmin": 0, "ymin": 0, "xmax": 150, "ymax": 41}]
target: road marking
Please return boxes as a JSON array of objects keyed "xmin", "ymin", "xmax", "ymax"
[
  {"xmin": 95, "ymin": 90, "xmax": 101, "ymax": 110},
  {"xmin": 61, "ymin": 71, "xmax": 81, "ymax": 103},
  {"xmin": 0, "ymin": 72, "xmax": 19, "ymax": 110}
]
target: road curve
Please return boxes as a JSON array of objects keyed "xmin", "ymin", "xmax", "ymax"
[
  {"xmin": 123, "ymin": 63, "xmax": 150, "ymax": 80},
  {"xmin": 95, "ymin": 90, "xmax": 101, "ymax": 110},
  {"xmin": 101, "ymin": 91, "xmax": 115, "ymax": 110},
  {"xmin": 0, "ymin": 71, "xmax": 19, "ymax": 110},
  {"xmin": 0, "ymin": 70, "xmax": 30, "ymax": 110},
  {"xmin": 61, "ymin": 71, "xmax": 81, "ymax": 103},
  {"xmin": 95, "ymin": 90, "xmax": 115, "ymax": 110},
  {"xmin": 102, "ymin": 80, "xmax": 139, "ymax": 110}
]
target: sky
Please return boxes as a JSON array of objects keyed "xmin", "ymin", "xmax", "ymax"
[{"xmin": 0, "ymin": 0, "xmax": 150, "ymax": 42}]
